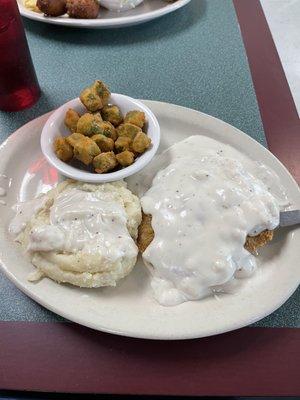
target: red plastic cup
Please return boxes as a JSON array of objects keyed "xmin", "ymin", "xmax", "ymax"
[{"xmin": 0, "ymin": 0, "xmax": 40, "ymax": 112}]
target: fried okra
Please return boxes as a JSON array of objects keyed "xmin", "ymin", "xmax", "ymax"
[
  {"xmin": 80, "ymin": 88, "xmax": 102, "ymax": 112},
  {"xmin": 101, "ymin": 105, "xmax": 123, "ymax": 127},
  {"xmin": 93, "ymin": 152, "xmax": 118, "ymax": 174},
  {"xmin": 64, "ymin": 109, "xmax": 80, "ymax": 133},
  {"xmin": 66, "ymin": 0, "xmax": 100, "ymax": 18},
  {"xmin": 92, "ymin": 81, "xmax": 110, "ymax": 105},
  {"xmin": 124, "ymin": 110, "xmax": 146, "ymax": 129},
  {"xmin": 95, "ymin": 121, "xmax": 117, "ymax": 141},
  {"xmin": 73, "ymin": 137, "xmax": 100, "ymax": 165},
  {"xmin": 76, "ymin": 113, "xmax": 103, "ymax": 136},
  {"xmin": 54, "ymin": 137, "xmax": 73, "ymax": 162},
  {"xmin": 91, "ymin": 134, "xmax": 114, "ymax": 152},
  {"xmin": 92, "ymin": 111, "xmax": 103, "ymax": 120},
  {"xmin": 117, "ymin": 123, "xmax": 141, "ymax": 141},
  {"xmin": 66, "ymin": 132, "xmax": 85, "ymax": 147},
  {"xmin": 36, "ymin": 0, "xmax": 66, "ymax": 16},
  {"xmin": 116, "ymin": 151, "xmax": 135, "ymax": 167},
  {"xmin": 55, "ymin": 80, "xmax": 153, "ymax": 174},
  {"xmin": 114, "ymin": 136, "xmax": 132, "ymax": 153},
  {"xmin": 80, "ymin": 81, "xmax": 110, "ymax": 112},
  {"xmin": 131, "ymin": 132, "xmax": 151, "ymax": 154}
]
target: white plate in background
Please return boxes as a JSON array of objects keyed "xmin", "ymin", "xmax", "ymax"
[
  {"xmin": 0, "ymin": 100, "xmax": 299, "ymax": 339},
  {"xmin": 18, "ymin": 0, "xmax": 192, "ymax": 29}
]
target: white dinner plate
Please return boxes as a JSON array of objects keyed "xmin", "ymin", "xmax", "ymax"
[
  {"xmin": 18, "ymin": 0, "xmax": 192, "ymax": 29},
  {"xmin": 0, "ymin": 100, "xmax": 299, "ymax": 340}
]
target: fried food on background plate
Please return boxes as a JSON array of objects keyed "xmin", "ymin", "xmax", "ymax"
[
  {"xmin": 66, "ymin": 0, "xmax": 100, "ymax": 18},
  {"xmin": 36, "ymin": 0, "xmax": 67, "ymax": 16},
  {"xmin": 137, "ymin": 213, "xmax": 274, "ymax": 254}
]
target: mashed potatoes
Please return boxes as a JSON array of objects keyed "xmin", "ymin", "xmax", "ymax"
[{"xmin": 10, "ymin": 180, "xmax": 141, "ymax": 288}]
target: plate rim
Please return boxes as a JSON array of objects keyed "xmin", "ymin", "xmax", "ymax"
[
  {"xmin": 18, "ymin": 0, "xmax": 192, "ymax": 28},
  {"xmin": 0, "ymin": 99, "xmax": 299, "ymax": 340}
]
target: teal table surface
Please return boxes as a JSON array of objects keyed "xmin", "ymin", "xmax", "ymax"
[{"xmin": 0, "ymin": 0, "xmax": 299, "ymax": 327}]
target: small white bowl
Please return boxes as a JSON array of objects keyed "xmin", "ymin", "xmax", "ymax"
[{"xmin": 41, "ymin": 94, "xmax": 160, "ymax": 183}]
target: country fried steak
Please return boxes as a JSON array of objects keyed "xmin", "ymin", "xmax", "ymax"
[{"xmin": 137, "ymin": 213, "xmax": 273, "ymax": 254}]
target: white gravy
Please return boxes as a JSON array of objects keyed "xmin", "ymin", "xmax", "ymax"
[
  {"xmin": 100, "ymin": 0, "xmax": 143, "ymax": 12},
  {"xmin": 11, "ymin": 187, "xmax": 138, "ymax": 263},
  {"xmin": 140, "ymin": 136, "xmax": 288, "ymax": 306},
  {"xmin": 9, "ymin": 196, "xmax": 47, "ymax": 236}
]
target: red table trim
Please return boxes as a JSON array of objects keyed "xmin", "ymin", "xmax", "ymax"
[
  {"xmin": 0, "ymin": 322, "xmax": 300, "ymax": 395},
  {"xmin": 234, "ymin": 0, "xmax": 300, "ymax": 184},
  {"xmin": 0, "ymin": 0, "xmax": 299, "ymax": 396}
]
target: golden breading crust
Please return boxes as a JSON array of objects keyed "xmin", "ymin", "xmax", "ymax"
[
  {"xmin": 37, "ymin": 0, "xmax": 66, "ymax": 16},
  {"xmin": 137, "ymin": 213, "xmax": 154, "ymax": 253},
  {"xmin": 137, "ymin": 213, "xmax": 274, "ymax": 254},
  {"xmin": 244, "ymin": 229, "xmax": 273, "ymax": 253},
  {"xmin": 66, "ymin": 0, "xmax": 99, "ymax": 18}
]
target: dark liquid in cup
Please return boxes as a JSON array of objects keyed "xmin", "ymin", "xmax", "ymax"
[{"xmin": 0, "ymin": 0, "xmax": 40, "ymax": 111}]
